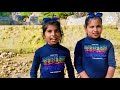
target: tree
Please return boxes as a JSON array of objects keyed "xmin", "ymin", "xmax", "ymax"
[
  {"xmin": 19, "ymin": 12, "xmax": 32, "ymax": 17},
  {"xmin": 0, "ymin": 12, "xmax": 12, "ymax": 17},
  {"xmin": 41, "ymin": 12, "xmax": 74, "ymax": 19}
]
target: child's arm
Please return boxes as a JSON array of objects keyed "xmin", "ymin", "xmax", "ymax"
[
  {"xmin": 65, "ymin": 50, "xmax": 75, "ymax": 78},
  {"xmin": 30, "ymin": 50, "xmax": 41, "ymax": 78},
  {"xmin": 105, "ymin": 66, "xmax": 115, "ymax": 78},
  {"xmin": 106, "ymin": 41, "xmax": 116, "ymax": 78},
  {"xmin": 74, "ymin": 41, "xmax": 85, "ymax": 77}
]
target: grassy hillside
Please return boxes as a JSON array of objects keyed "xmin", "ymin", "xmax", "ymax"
[
  {"xmin": 0, "ymin": 25, "xmax": 120, "ymax": 53},
  {"xmin": 0, "ymin": 25, "xmax": 45, "ymax": 53}
]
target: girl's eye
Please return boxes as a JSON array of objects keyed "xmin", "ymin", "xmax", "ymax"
[
  {"xmin": 90, "ymin": 26, "xmax": 94, "ymax": 28},
  {"xmin": 46, "ymin": 29, "xmax": 60, "ymax": 33},
  {"xmin": 55, "ymin": 29, "xmax": 60, "ymax": 33},
  {"xmin": 97, "ymin": 25, "xmax": 101, "ymax": 28},
  {"xmin": 47, "ymin": 30, "xmax": 52, "ymax": 33}
]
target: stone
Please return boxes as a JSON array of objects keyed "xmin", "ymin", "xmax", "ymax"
[
  {"xmin": 29, "ymin": 13, "xmax": 40, "ymax": 25},
  {"xmin": 66, "ymin": 12, "xmax": 119, "ymax": 26}
]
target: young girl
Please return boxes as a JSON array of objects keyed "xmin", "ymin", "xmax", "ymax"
[
  {"xmin": 30, "ymin": 18, "xmax": 75, "ymax": 78},
  {"xmin": 74, "ymin": 13, "xmax": 116, "ymax": 78}
]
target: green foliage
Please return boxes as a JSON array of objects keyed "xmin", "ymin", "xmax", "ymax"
[
  {"xmin": 0, "ymin": 12, "xmax": 12, "ymax": 17},
  {"xmin": 41, "ymin": 12, "xmax": 74, "ymax": 19},
  {"xmin": 19, "ymin": 12, "xmax": 32, "ymax": 17}
]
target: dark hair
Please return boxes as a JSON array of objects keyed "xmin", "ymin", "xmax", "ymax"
[
  {"xmin": 42, "ymin": 20, "xmax": 64, "ymax": 42},
  {"xmin": 84, "ymin": 13, "xmax": 103, "ymax": 28}
]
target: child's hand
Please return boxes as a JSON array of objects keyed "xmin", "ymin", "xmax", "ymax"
[{"xmin": 79, "ymin": 71, "xmax": 89, "ymax": 78}]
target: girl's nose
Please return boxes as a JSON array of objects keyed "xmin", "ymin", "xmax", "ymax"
[
  {"xmin": 51, "ymin": 31, "xmax": 55, "ymax": 36},
  {"xmin": 94, "ymin": 27, "xmax": 98, "ymax": 31}
]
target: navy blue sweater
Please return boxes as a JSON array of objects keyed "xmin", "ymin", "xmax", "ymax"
[
  {"xmin": 30, "ymin": 43, "xmax": 75, "ymax": 78},
  {"xmin": 74, "ymin": 36, "xmax": 116, "ymax": 78}
]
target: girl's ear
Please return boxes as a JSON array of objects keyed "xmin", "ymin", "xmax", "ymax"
[
  {"xmin": 85, "ymin": 29, "xmax": 87, "ymax": 34},
  {"xmin": 43, "ymin": 34, "xmax": 45, "ymax": 40},
  {"xmin": 59, "ymin": 37, "xmax": 62, "ymax": 43},
  {"xmin": 84, "ymin": 27, "xmax": 88, "ymax": 35},
  {"xmin": 84, "ymin": 25, "xmax": 87, "ymax": 32},
  {"xmin": 101, "ymin": 25, "xmax": 103, "ymax": 29}
]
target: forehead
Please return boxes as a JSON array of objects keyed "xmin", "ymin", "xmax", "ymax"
[
  {"xmin": 88, "ymin": 18, "xmax": 102, "ymax": 25},
  {"xmin": 46, "ymin": 24, "xmax": 58, "ymax": 30}
]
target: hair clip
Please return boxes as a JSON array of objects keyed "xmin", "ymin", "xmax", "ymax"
[
  {"xmin": 43, "ymin": 17, "xmax": 59, "ymax": 22},
  {"xmin": 87, "ymin": 13, "xmax": 103, "ymax": 18}
]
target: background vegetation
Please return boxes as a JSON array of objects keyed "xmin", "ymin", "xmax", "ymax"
[
  {"xmin": 0, "ymin": 25, "xmax": 120, "ymax": 53},
  {"xmin": 0, "ymin": 12, "xmax": 12, "ymax": 17},
  {"xmin": 0, "ymin": 12, "xmax": 74, "ymax": 18}
]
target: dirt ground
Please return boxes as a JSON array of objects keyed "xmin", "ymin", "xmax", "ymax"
[
  {"xmin": 0, "ymin": 50, "xmax": 120, "ymax": 78},
  {"xmin": 3, "ymin": 52, "xmax": 120, "ymax": 78}
]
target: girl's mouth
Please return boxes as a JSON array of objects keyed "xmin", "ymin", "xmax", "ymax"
[
  {"xmin": 50, "ymin": 38, "xmax": 57, "ymax": 41},
  {"xmin": 92, "ymin": 33, "xmax": 99, "ymax": 35}
]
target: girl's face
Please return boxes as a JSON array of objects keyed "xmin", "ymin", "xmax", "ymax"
[
  {"xmin": 85, "ymin": 18, "xmax": 103, "ymax": 39},
  {"xmin": 44, "ymin": 25, "xmax": 61, "ymax": 45}
]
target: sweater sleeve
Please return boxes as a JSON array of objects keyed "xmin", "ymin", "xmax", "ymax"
[
  {"xmin": 65, "ymin": 50, "xmax": 75, "ymax": 78},
  {"xmin": 108, "ymin": 41, "xmax": 116, "ymax": 68},
  {"xmin": 30, "ymin": 49, "xmax": 41, "ymax": 78},
  {"xmin": 74, "ymin": 41, "xmax": 85, "ymax": 74}
]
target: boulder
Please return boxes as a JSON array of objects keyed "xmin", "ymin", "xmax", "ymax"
[
  {"xmin": 66, "ymin": 12, "xmax": 118, "ymax": 26},
  {"xmin": 29, "ymin": 13, "xmax": 41, "ymax": 25}
]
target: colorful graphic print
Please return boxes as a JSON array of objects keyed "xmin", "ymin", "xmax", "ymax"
[
  {"xmin": 84, "ymin": 44, "xmax": 107, "ymax": 59},
  {"xmin": 42, "ymin": 54, "xmax": 65, "ymax": 73}
]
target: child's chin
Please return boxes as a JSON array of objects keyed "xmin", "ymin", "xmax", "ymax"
[
  {"xmin": 50, "ymin": 42, "xmax": 58, "ymax": 45},
  {"xmin": 92, "ymin": 36, "xmax": 100, "ymax": 39}
]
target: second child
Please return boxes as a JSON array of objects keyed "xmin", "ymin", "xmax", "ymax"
[{"xmin": 74, "ymin": 13, "xmax": 116, "ymax": 78}]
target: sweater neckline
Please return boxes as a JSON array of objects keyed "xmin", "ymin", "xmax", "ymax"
[
  {"xmin": 86, "ymin": 36, "xmax": 101, "ymax": 41},
  {"xmin": 46, "ymin": 43, "xmax": 60, "ymax": 48}
]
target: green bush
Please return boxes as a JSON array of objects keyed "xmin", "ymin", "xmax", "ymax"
[
  {"xmin": 41, "ymin": 12, "xmax": 74, "ymax": 19},
  {"xmin": 0, "ymin": 12, "xmax": 12, "ymax": 17},
  {"xmin": 20, "ymin": 12, "xmax": 32, "ymax": 17}
]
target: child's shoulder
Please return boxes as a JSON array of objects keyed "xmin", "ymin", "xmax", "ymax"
[
  {"xmin": 59, "ymin": 45, "xmax": 70, "ymax": 52},
  {"xmin": 76, "ymin": 37, "xmax": 86, "ymax": 43},
  {"xmin": 100, "ymin": 38, "xmax": 114, "ymax": 47},
  {"xmin": 100, "ymin": 38, "xmax": 112, "ymax": 43},
  {"xmin": 35, "ymin": 45, "xmax": 46, "ymax": 52}
]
